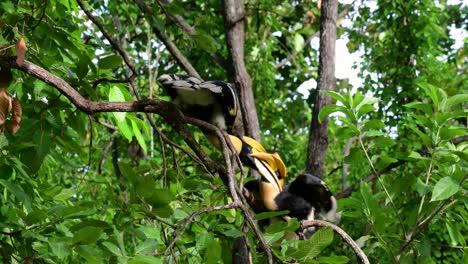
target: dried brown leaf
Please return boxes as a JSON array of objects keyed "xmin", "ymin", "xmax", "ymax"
[
  {"xmin": 16, "ymin": 38, "xmax": 27, "ymax": 66},
  {"xmin": 0, "ymin": 89, "xmax": 12, "ymax": 126},
  {"xmin": 8, "ymin": 97, "xmax": 22, "ymax": 133}
]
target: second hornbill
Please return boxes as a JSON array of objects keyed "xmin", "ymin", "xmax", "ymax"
[{"xmin": 228, "ymin": 135, "xmax": 340, "ymax": 229}]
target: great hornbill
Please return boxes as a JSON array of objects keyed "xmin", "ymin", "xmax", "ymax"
[
  {"xmin": 158, "ymin": 74, "xmax": 237, "ymax": 132},
  {"xmin": 227, "ymin": 136, "xmax": 340, "ymax": 228}
]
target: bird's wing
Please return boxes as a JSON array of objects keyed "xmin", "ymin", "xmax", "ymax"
[{"xmin": 159, "ymin": 74, "xmax": 203, "ymax": 91}]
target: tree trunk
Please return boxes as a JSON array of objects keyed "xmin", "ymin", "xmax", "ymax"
[
  {"xmin": 306, "ymin": 0, "xmax": 338, "ymax": 177},
  {"xmin": 222, "ymin": 0, "xmax": 260, "ymax": 140}
]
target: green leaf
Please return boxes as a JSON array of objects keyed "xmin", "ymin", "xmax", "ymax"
[
  {"xmin": 0, "ymin": 135, "xmax": 8, "ymax": 148},
  {"xmin": 75, "ymin": 245, "xmax": 102, "ymax": 264},
  {"xmin": 147, "ymin": 189, "xmax": 175, "ymax": 208},
  {"xmin": 24, "ymin": 210, "xmax": 48, "ymax": 225},
  {"xmin": 203, "ymin": 238, "xmax": 221, "ymax": 264},
  {"xmin": 196, "ymin": 232, "xmax": 214, "ymax": 251},
  {"xmin": 98, "ymin": 55, "xmax": 123, "ymax": 69},
  {"xmin": 445, "ymin": 221, "xmax": 461, "ymax": 246},
  {"xmin": 130, "ymin": 118, "xmax": 148, "ymax": 153},
  {"xmin": 355, "ymin": 96, "xmax": 379, "ymax": 114},
  {"xmin": 446, "ymin": 94, "xmax": 468, "ymax": 109},
  {"xmin": 293, "ymin": 33, "xmax": 304, "ymax": 51},
  {"xmin": 317, "ymin": 255, "xmax": 350, "ymax": 264},
  {"xmin": 431, "ymin": 177, "xmax": 459, "ymax": 202},
  {"xmin": 361, "ymin": 119, "xmax": 385, "ymax": 131},
  {"xmin": 116, "ymin": 119, "xmax": 133, "ymax": 141},
  {"xmin": 134, "ymin": 240, "xmax": 158, "ymax": 256},
  {"xmin": 413, "ymin": 178, "xmax": 432, "ymax": 196},
  {"xmin": 0, "ymin": 179, "xmax": 32, "ymax": 212},
  {"xmin": 290, "ymin": 227, "xmax": 333, "ymax": 260},
  {"xmin": 322, "ymin": 91, "xmax": 347, "ymax": 105},
  {"xmin": 352, "ymin": 92, "xmax": 364, "ymax": 108},
  {"xmin": 53, "ymin": 188, "xmax": 76, "ymax": 201},
  {"xmin": 48, "ymin": 242, "xmax": 70, "ymax": 260},
  {"xmin": 406, "ymin": 124, "xmax": 431, "ymax": 146},
  {"xmin": 193, "ymin": 32, "xmax": 217, "ymax": 53},
  {"xmin": 408, "ymin": 151, "xmax": 424, "ymax": 160},
  {"xmin": 73, "ymin": 226, "xmax": 103, "ymax": 244},
  {"xmin": 102, "ymin": 241, "xmax": 122, "ymax": 256},
  {"xmin": 1, "ymin": 1, "xmax": 15, "ymax": 13},
  {"xmin": 109, "ymin": 86, "xmax": 127, "ymax": 121},
  {"xmin": 254, "ymin": 210, "xmax": 289, "ymax": 221},
  {"xmin": 34, "ymin": 130, "xmax": 51, "ymax": 159},
  {"xmin": 404, "ymin": 101, "xmax": 433, "ymax": 115},
  {"xmin": 266, "ymin": 218, "xmax": 300, "ymax": 233},
  {"xmin": 416, "ymin": 81, "xmax": 440, "ymax": 107},
  {"xmin": 222, "ymin": 229, "xmax": 245, "ymax": 238},
  {"xmin": 319, "ymin": 105, "xmax": 348, "ymax": 122},
  {"xmin": 129, "ymin": 256, "xmax": 162, "ymax": 264},
  {"xmin": 357, "ymin": 103, "xmax": 376, "ymax": 118}
]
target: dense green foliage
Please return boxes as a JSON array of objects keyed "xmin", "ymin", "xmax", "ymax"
[{"xmin": 0, "ymin": 0, "xmax": 466, "ymax": 263}]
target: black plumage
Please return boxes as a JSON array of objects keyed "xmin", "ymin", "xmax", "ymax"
[
  {"xmin": 159, "ymin": 74, "xmax": 237, "ymax": 131},
  {"xmin": 274, "ymin": 174, "xmax": 339, "ymax": 223}
]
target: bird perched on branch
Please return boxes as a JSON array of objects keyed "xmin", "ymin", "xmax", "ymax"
[
  {"xmin": 159, "ymin": 74, "xmax": 238, "ymax": 132},
  {"xmin": 246, "ymin": 170, "xmax": 340, "ymax": 238}
]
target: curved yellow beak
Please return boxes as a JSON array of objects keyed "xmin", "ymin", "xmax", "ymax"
[{"xmin": 250, "ymin": 152, "xmax": 287, "ymax": 180}]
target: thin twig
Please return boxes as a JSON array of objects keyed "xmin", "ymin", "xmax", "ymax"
[
  {"xmin": 77, "ymin": 0, "xmax": 137, "ymax": 80},
  {"xmin": 133, "ymin": 0, "xmax": 200, "ymax": 78},
  {"xmin": 164, "ymin": 203, "xmax": 240, "ymax": 255},
  {"xmin": 358, "ymin": 136, "xmax": 407, "ymax": 237}
]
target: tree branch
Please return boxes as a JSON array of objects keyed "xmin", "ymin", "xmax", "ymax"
[
  {"xmin": 222, "ymin": 0, "xmax": 260, "ymax": 140},
  {"xmin": 306, "ymin": 0, "xmax": 338, "ymax": 177}
]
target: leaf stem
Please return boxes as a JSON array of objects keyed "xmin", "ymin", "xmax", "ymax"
[{"xmin": 358, "ymin": 136, "xmax": 408, "ymax": 237}]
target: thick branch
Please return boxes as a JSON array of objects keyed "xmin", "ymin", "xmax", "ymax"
[
  {"xmin": 302, "ymin": 220, "xmax": 370, "ymax": 264},
  {"xmin": 306, "ymin": 0, "xmax": 338, "ymax": 177},
  {"xmin": 222, "ymin": 0, "xmax": 260, "ymax": 140}
]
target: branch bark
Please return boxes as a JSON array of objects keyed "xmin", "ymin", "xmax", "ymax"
[
  {"xmin": 306, "ymin": 0, "xmax": 338, "ymax": 177},
  {"xmin": 222, "ymin": 0, "xmax": 260, "ymax": 140}
]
